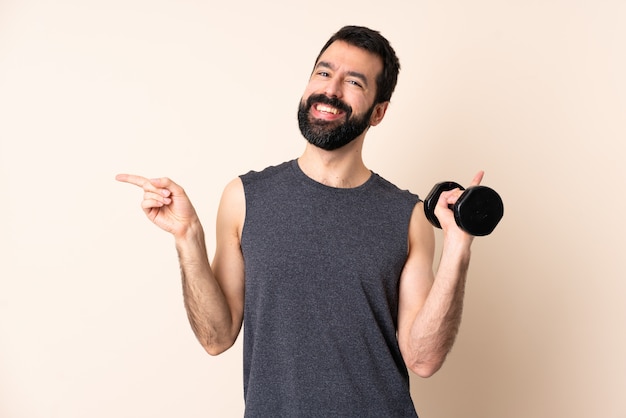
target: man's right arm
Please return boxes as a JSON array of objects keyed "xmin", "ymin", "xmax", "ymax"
[
  {"xmin": 116, "ymin": 174, "xmax": 246, "ymax": 355},
  {"xmin": 177, "ymin": 178, "xmax": 246, "ymax": 355}
]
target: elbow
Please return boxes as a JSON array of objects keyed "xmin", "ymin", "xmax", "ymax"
[
  {"xmin": 204, "ymin": 345, "xmax": 227, "ymax": 357},
  {"xmin": 405, "ymin": 351, "xmax": 448, "ymax": 378},
  {"xmin": 197, "ymin": 332, "xmax": 238, "ymax": 356},
  {"xmin": 189, "ymin": 320, "xmax": 240, "ymax": 356},
  {"xmin": 400, "ymin": 333, "xmax": 457, "ymax": 378},
  {"xmin": 202, "ymin": 339, "xmax": 234, "ymax": 356},
  {"xmin": 408, "ymin": 361, "xmax": 443, "ymax": 378}
]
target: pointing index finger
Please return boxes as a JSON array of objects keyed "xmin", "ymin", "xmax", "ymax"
[{"xmin": 115, "ymin": 173, "xmax": 150, "ymax": 188}]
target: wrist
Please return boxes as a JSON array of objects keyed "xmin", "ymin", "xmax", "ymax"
[
  {"xmin": 175, "ymin": 218, "xmax": 206, "ymax": 253},
  {"xmin": 441, "ymin": 232, "xmax": 472, "ymax": 265}
]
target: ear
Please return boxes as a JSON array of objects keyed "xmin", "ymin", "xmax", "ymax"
[{"xmin": 369, "ymin": 101, "xmax": 389, "ymax": 127}]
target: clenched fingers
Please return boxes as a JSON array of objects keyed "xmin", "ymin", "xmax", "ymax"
[
  {"xmin": 142, "ymin": 190, "xmax": 172, "ymax": 208},
  {"xmin": 438, "ymin": 188, "xmax": 464, "ymax": 208}
]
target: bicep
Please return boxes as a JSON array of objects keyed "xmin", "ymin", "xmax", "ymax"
[
  {"xmin": 211, "ymin": 177, "xmax": 246, "ymax": 335},
  {"xmin": 397, "ymin": 202, "xmax": 436, "ymax": 343}
]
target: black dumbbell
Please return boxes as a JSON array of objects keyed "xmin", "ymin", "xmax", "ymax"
[{"xmin": 424, "ymin": 181, "xmax": 504, "ymax": 236}]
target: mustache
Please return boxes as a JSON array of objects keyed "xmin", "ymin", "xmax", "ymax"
[{"xmin": 305, "ymin": 94, "xmax": 352, "ymax": 115}]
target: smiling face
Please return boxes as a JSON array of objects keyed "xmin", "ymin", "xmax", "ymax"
[{"xmin": 297, "ymin": 41, "xmax": 387, "ymax": 151}]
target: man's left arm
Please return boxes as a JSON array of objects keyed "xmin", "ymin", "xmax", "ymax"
[{"xmin": 397, "ymin": 173, "xmax": 482, "ymax": 378}]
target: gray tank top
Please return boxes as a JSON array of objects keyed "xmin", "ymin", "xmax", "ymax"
[{"xmin": 240, "ymin": 160, "xmax": 420, "ymax": 417}]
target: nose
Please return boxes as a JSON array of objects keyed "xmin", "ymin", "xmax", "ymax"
[{"xmin": 323, "ymin": 77, "xmax": 343, "ymax": 99}]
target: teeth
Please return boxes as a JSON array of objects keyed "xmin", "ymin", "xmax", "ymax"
[{"xmin": 316, "ymin": 104, "xmax": 339, "ymax": 115}]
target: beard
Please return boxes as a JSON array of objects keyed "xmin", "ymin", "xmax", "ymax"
[{"xmin": 297, "ymin": 94, "xmax": 375, "ymax": 151}]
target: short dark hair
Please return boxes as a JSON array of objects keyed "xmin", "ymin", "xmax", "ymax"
[{"xmin": 314, "ymin": 25, "xmax": 401, "ymax": 104}]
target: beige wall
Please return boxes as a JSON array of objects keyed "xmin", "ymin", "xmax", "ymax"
[{"xmin": 1, "ymin": 1, "xmax": 624, "ymax": 417}]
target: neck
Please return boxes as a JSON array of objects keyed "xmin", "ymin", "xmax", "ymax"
[{"xmin": 297, "ymin": 138, "xmax": 371, "ymax": 188}]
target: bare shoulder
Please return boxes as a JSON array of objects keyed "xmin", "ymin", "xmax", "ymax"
[
  {"xmin": 222, "ymin": 177, "xmax": 245, "ymax": 203},
  {"xmin": 217, "ymin": 177, "xmax": 246, "ymax": 239},
  {"xmin": 408, "ymin": 201, "xmax": 435, "ymax": 255}
]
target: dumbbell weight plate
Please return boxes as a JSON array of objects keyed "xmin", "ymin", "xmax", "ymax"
[{"xmin": 454, "ymin": 186, "xmax": 504, "ymax": 236}]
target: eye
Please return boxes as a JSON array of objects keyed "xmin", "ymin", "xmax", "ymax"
[
  {"xmin": 347, "ymin": 79, "xmax": 363, "ymax": 88},
  {"xmin": 317, "ymin": 71, "xmax": 330, "ymax": 78}
]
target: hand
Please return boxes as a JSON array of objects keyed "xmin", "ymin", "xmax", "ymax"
[
  {"xmin": 115, "ymin": 174, "xmax": 199, "ymax": 238},
  {"xmin": 434, "ymin": 171, "xmax": 485, "ymax": 238}
]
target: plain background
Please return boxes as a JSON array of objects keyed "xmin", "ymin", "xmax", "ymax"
[{"xmin": 1, "ymin": 0, "xmax": 625, "ymax": 417}]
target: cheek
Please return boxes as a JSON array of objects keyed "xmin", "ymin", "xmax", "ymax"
[
  {"xmin": 300, "ymin": 89, "xmax": 314, "ymax": 106},
  {"xmin": 302, "ymin": 82, "xmax": 321, "ymax": 99},
  {"xmin": 350, "ymin": 96, "xmax": 373, "ymax": 116}
]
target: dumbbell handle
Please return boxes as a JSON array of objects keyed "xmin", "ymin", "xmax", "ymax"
[{"xmin": 424, "ymin": 181, "xmax": 504, "ymax": 236}]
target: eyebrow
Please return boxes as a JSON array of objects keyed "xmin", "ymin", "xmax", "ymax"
[{"xmin": 315, "ymin": 61, "xmax": 369, "ymax": 88}]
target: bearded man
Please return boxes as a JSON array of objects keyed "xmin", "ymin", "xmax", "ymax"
[{"xmin": 117, "ymin": 25, "xmax": 482, "ymax": 418}]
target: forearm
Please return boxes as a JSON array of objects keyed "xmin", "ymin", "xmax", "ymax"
[
  {"xmin": 175, "ymin": 220, "xmax": 237, "ymax": 355},
  {"xmin": 406, "ymin": 239, "xmax": 471, "ymax": 377}
]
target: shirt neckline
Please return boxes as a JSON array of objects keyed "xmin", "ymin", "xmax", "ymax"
[{"xmin": 290, "ymin": 159, "xmax": 375, "ymax": 193}]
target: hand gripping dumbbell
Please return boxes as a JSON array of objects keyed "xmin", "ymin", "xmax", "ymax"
[{"xmin": 424, "ymin": 181, "xmax": 504, "ymax": 236}]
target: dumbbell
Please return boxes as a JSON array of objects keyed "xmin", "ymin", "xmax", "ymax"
[{"xmin": 424, "ymin": 181, "xmax": 504, "ymax": 236}]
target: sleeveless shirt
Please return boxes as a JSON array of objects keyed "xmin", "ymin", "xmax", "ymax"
[{"xmin": 239, "ymin": 159, "xmax": 420, "ymax": 417}]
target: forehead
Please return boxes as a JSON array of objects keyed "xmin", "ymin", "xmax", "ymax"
[{"xmin": 315, "ymin": 40, "xmax": 383, "ymax": 81}]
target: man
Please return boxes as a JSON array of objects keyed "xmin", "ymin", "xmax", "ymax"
[{"xmin": 117, "ymin": 25, "xmax": 482, "ymax": 417}]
